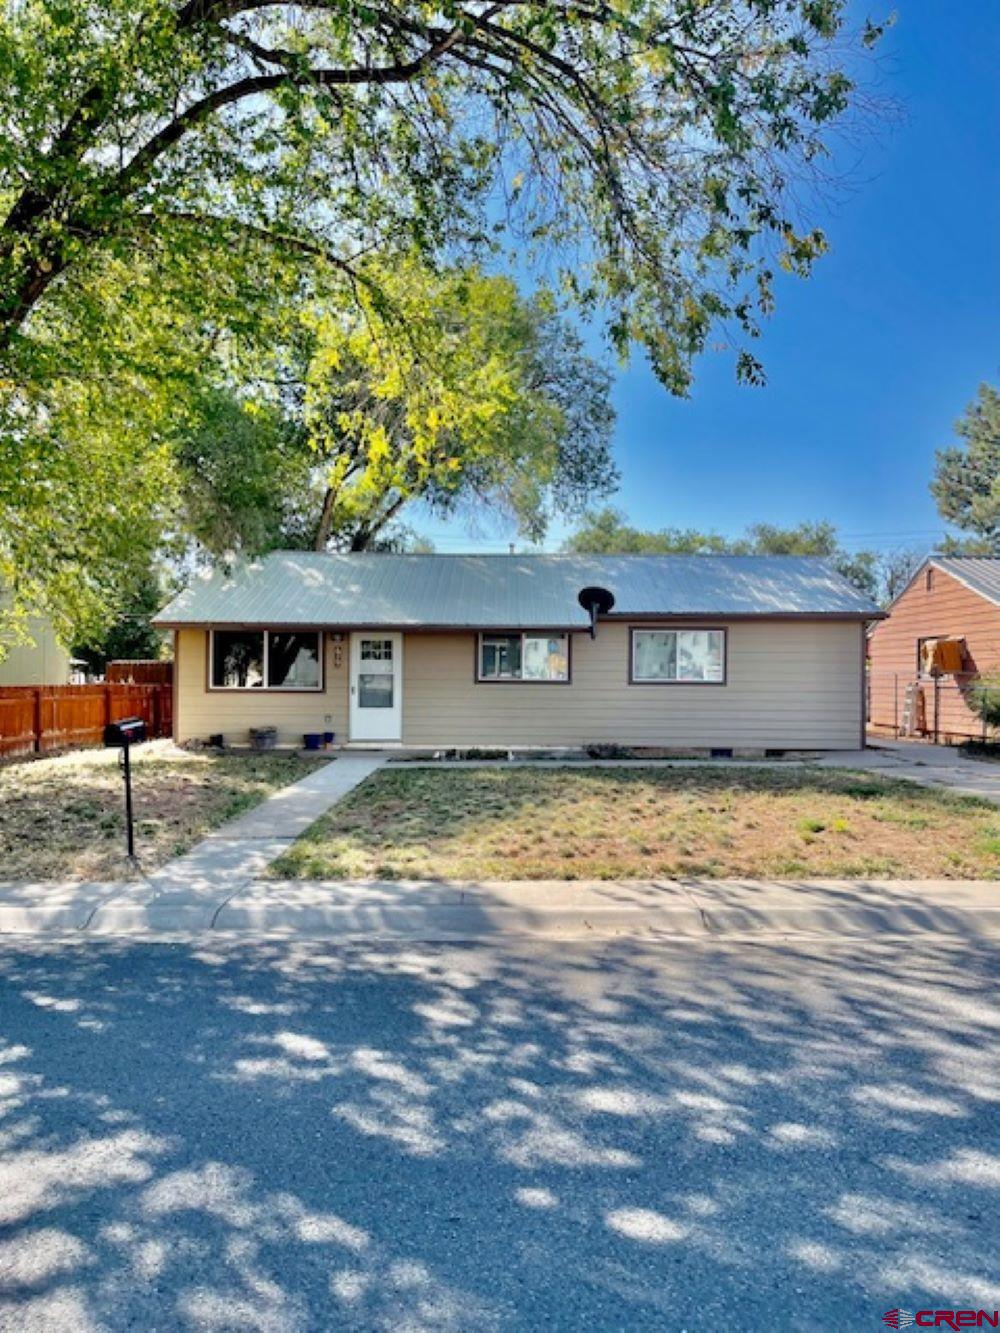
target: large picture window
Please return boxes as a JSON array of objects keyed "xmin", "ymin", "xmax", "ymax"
[
  {"xmin": 630, "ymin": 628, "xmax": 726, "ymax": 684},
  {"xmin": 478, "ymin": 633, "xmax": 569, "ymax": 683},
  {"xmin": 210, "ymin": 630, "xmax": 322, "ymax": 690}
]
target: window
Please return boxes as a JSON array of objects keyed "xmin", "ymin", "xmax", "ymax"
[
  {"xmin": 631, "ymin": 628, "xmax": 726, "ymax": 684},
  {"xmin": 267, "ymin": 632, "xmax": 321, "ymax": 689},
  {"xmin": 212, "ymin": 630, "xmax": 264, "ymax": 689},
  {"xmin": 210, "ymin": 630, "xmax": 322, "ymax": 690},
  {"xmin": 478, "ymin": 633, "xmax": 569, "ymax": 682},
  {"xmin": 358, "ymin": 637, "xmax": 394, "ymax": 708}
]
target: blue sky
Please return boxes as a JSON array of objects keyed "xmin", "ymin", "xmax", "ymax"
[{"xmin": 421, "ymin": 1, "xmax": 998, "ymax": 555}]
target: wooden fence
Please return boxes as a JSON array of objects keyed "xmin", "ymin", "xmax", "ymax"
[
  {"xmin": 106, "ymin": 660, "xmax": 173, "ymax": 685},
  {"xmin": 0, "ymin": 683, "xmax": 173, "ymax": 758}
]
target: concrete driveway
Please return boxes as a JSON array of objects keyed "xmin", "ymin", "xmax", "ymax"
[{"xmin": 0, "ymin": 934, "xmax": 998, "ymax": 1331}]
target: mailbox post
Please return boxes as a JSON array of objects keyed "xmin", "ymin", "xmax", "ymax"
[{"xmin": 104, "ymin": 717, "xmax": 147, "ymax": 862}]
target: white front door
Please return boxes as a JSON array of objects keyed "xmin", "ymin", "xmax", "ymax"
[{"xmin": 349, "ymin": 633, "xmax": 403, "ymax": 742}]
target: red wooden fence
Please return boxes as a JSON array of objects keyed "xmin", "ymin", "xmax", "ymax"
[
  {"xmin": 106, "ymin": 660, "xmax": 173, "ymax": 685},
  {"xmin": 0, "ymin": 683, "xmax": 173, "ymax": 758}
]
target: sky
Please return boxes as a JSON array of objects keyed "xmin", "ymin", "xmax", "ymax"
[{"xmin": 420, "ymin": 0, "xmax": 999, "ymax": 556}]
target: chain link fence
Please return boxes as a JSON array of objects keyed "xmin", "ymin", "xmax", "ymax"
[{"xmin": 867, "ymin": 671, "xmax": 1000, "ymax": 745}]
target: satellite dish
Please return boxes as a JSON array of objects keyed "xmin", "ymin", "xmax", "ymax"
[{"xmin": 577, "ymin": 586, "xmax": 615, "ymax": 638}]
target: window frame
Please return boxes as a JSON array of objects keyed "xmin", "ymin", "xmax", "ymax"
[
  {"xmin": 207, "ymin": 629, "xmax": 325, "ymax": 692},
  {"xmin": 628, "ymin": 625, "xmax": 728, "ymax": 686},
  {"xmin": 475, "ymin": 631, "xmax": 572, "ymax": 685}
]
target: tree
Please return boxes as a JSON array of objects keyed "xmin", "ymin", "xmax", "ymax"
[
  {"xmin": 564, "ymin": 511, "xmax": 880, "ymax": 597},
  {"xmin": 176, "ymin": 262, "xmax": 617, "ymax": 555},
  {"xmin": 931, "ymin": 384, "xmax": 1000, "ymax": 554},
  {"xmin": 0, "ymin": 0, "xmax": 885, "ymax": 647},
  {"xmin": 73, "ymin": 566, "xmax": 171, "ymax": 673},
  {"xmin": 0, "ymin": 0, "xmax": 882, "ymax": 386},
  {"xmin": 563, "ymin": 508, "xmax": 730, "ymax": 555},
  {"xmin": 876, "ymin": 548, "xmax": 924, "ymax": 605}
]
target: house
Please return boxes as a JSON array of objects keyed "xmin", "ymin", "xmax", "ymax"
[
  {"xmin": 868, "ymin": 556, "xmax": 1000, "ymax": 744},
  {"xmin": 0, "ymin": 599, "xmax": 73, "ymax": 687},
  {"xmin": 153, "ymin": 551, "xmax": 881, "ymax": 752}
]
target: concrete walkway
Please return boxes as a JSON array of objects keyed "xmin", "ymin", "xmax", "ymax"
[
  {"xmin": 0, "ymin": 754, "xmax": 385, "ymax": 934},
  {"xmin": 0, "ymin": 875, "xmax": 997, "ymax": 939}
]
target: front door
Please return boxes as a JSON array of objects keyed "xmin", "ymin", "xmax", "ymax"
[{"xmin": 349, "ymin": 633, "xmax": 403, "ymax": 742}]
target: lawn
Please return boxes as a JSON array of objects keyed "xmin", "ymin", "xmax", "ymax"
[
  {"xmin": 269, "ymin": 765, "xmax": 1000, "ymax": 881},
  {"xmin": 0, "ymin": 742, "xmax": 326, "ymax": 880}
]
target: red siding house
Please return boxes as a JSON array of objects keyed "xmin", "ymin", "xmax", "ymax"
[{"xmin": 868, "ymin": 557, "xmax": 1000, "ymax": 742}]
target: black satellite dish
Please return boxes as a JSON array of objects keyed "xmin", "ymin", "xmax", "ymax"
[{"xmin": 578, "ymin": 585, "xmax": 615, "ymax": 639}]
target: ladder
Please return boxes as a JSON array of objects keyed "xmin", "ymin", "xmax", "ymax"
[{"xmin": 899, "ymin": 681, "xmax": 920, "ymax": 737}]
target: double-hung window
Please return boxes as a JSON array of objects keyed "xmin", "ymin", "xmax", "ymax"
[
  {"xmin": 210, "ymin": 630, "xmax": 322, "ymax": 690},
  {"xmin": 630, "ymin": 628, "xmax": 725, "ymax": 684},
  {"xmin": 478, "ymin": 633, "xmax": 569, "ymax": 683}
]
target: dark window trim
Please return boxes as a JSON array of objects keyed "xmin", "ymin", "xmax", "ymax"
[
  {"xmin": 206, "ymin": 628, "xmax": 326, "ymax": 693},
  {"xmin": 475, "ymin": 631, "xmax": 573, "ymax": 685},
  {"xmin": 628, "ymin": 625, "xmax": 728, "ymax": 686}
]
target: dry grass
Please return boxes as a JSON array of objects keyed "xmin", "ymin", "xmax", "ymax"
[
  {"xmin": 269, "ymin": 765, "xmax": 1000, "ymax": 881},
  {"xmin": 0, "ymin": 742, "xmax": 326, "ymax": 880}
]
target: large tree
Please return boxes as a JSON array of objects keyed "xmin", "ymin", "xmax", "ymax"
[
  {"xmin": 0, "ymin": 0, "xmax": 884, "ymax": 646},
  {"xmin": 1, "ymin": 0, "xmax": 882, "ymax": 382},
  {"xmin": 171, "ymin": 262, "xmax": 616, "ymax": 554},
  {"xmin": 931, "ymin": 383, "xmax": 1000, "ymax": 555}
]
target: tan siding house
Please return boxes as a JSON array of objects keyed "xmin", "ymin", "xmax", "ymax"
[
  {"xmin": 868, "ymin": 557, "xmax": 1000, "ymax": 742},
  {"xmin": 159, "ymin": 552, "xmax": 879, "ymax": 752}
]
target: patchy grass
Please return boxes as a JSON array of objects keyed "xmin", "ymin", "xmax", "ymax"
[
  {"xmin": 0, "ymin": 742, "xmax": 326, "ymax": 880},
  {"xmin": 269, "ymin": 765, "xmax": 1000, "ymax": 881}
]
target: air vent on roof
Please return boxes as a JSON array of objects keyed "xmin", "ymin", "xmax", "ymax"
[{"xmin": 578, "ymin": 586, "xmax": 615, "ymax": 639}]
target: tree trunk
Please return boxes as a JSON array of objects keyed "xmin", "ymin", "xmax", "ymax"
[{"xmin": 313, "ymin": 487, "xmax": 337, "ymax": 551}]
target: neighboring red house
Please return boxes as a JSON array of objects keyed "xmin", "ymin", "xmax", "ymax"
[{"xmin": 868, "ymin": 556, "xmax": 1000, "ymax": 743}]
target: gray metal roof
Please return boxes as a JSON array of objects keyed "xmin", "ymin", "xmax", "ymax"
[
  {"xmin": 931, "ymin": 557, "xmax": 1000, "ymax": 607},
  {"xmin": 154, "ymin": 551, "xmax": 880, "ymax": 628}
]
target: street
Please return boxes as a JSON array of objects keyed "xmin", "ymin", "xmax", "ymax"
[{"xmin": 0, "ymin": 933, "xmax": 998, "ymax": 1331}]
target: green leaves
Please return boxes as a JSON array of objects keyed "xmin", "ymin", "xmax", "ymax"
[
  {"xmin": 0, "ymin": 0, "xmax": 879, "ymax": 638},
  {"xmin": 931, "ymin": 383, "xmax": 1000, "ymax": 554}
]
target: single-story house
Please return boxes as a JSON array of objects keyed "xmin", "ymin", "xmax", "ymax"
[
  {"xmin": 868, "ymin": 556, "xmax": 1000, "ymax": 743},
  {"xmin": 153, "ymin": 551, "xmax": 882, "ymax": 752}
]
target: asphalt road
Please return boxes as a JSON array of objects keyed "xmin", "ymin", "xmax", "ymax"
[{"xmin": 0, "ymin": 934, "xmax": 998, "ymax": 1332}]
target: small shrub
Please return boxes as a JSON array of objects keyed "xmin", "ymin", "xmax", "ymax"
[
  {"xmin": 968, "ymin": 668, "xmax": 1000, "ymax": 730},
  {"xmin": 798, "ymin": 817, "xmax": 827, "ymax": 835},
  {"xmin": 585, "ymin": 742, "xmax": 635, "ymax": 760}
]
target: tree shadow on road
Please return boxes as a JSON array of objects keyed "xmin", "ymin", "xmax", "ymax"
[{"xmin": 0, "ymin": 933, "xmax": 998, "ymax": 1330}]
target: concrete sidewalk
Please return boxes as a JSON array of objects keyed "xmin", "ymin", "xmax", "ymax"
[
  {"xmin": 0, "ymin": 875, "xmax": 997, "ymax": 939},
  {"xmin": 0, "ymin": 754, "xmax": 386, "ymax": 935}
]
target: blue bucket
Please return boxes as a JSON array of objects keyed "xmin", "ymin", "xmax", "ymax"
[{"xmin": 303, "ymin": 733, "xmax": 323, "ymax": 751}]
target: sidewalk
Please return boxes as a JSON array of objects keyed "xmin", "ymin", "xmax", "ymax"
[
  {"xmin": 3, "ymin": 743, "xmax": 1000, "ymax": 939},
  {"xmin": 0, "ymin": 875, "xmax": 997, "ymax": 939},
  {"xmin": 0, "ymin": 754, "xmax": 385, "ymax": 934}
]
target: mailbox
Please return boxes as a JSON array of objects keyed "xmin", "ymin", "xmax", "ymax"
[
  {"xmin": 104, "ymin": 716, "xmax": 146, "ymax": 747},
  {"xmin": 104, "ymin": 716, "xmax": 145, "ymax": 862}
]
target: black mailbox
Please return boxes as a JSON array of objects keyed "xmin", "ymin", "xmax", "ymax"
[{"xmin": 104, "ymin": 716, "xmax": 146, "ymax": 747}]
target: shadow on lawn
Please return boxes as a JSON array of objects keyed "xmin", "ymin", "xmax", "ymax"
[{"xmin": 0, "ymin": 934, "xmax": 998, "ymax": 1330}]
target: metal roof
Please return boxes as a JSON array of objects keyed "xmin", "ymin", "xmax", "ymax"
[
  {"xmin": 931, "ymin": 557, "xmax": 1000, "ymax": 607},
  {"xmin": 154, "ymin": 552, "xmax": 881, "ymax": 628}
]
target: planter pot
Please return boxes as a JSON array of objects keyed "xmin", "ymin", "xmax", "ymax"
[
  {"xmin": 323, "ymin": 731, "xmax": 335, "ymax": 747},
  {"xmin": 303, "ymin": 732, "xmax": 323, "ymax": 751},
  {"xmin": 249, "ymin": 726, "xmax": 277, "ymax": 751}
]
